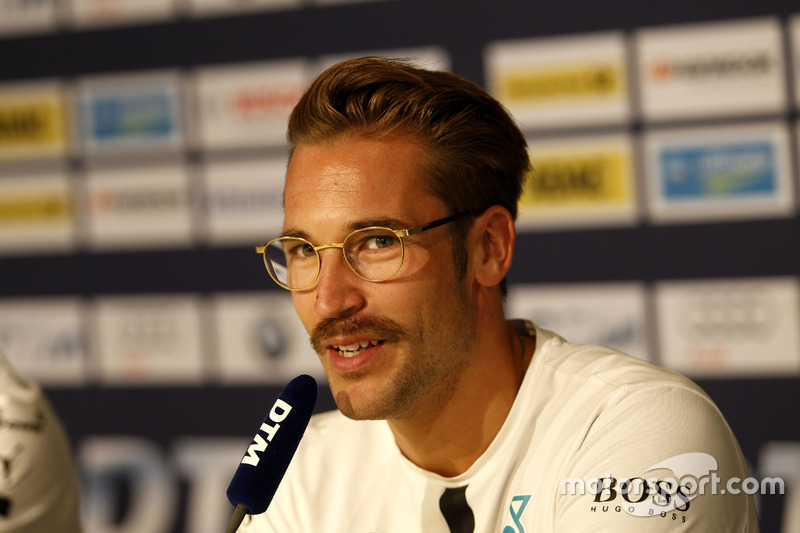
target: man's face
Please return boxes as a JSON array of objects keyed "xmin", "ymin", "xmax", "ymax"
[{"xmin": 283, "ymin": 137, "xmax": 478, "ymax": 421}]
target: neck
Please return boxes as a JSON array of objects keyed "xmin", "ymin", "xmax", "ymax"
[{"xmin": 387, "ymin": 319, "xmax": 529, "ymax": 477}]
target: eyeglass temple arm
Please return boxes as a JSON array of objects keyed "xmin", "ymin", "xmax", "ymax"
[
  {"xmin": 255, "ymin": 209, "xmax": 481, "ymax": 250},
  {"xmin": 401, "ymin": 211, "xmax": 473, "ymax": 237}
]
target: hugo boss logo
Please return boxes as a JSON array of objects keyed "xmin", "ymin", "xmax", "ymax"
[
  {"xmin": 563, "ymin": 453, "xmax": 726, "ymax": 522},
  {"xmin": 590, "ymin": 475, "xmax": 691, "ymax": 520}
]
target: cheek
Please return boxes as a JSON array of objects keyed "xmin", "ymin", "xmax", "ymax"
[
  {"xmin": 392, "ymin": 245, "xmax": 439, "ymax": 288},
  {"xmin": 291, "ymin": 292, "xmax": 317, "ymax": 332}
]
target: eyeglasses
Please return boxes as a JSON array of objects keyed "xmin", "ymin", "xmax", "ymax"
[{"xmin": 256, "ymin": 212, "xmax": 469, "ymax": 291}]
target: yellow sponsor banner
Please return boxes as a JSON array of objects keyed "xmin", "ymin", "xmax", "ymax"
[
  {"xmin": 0, "ymin": 88, "xmax": 69, "ymax": 160},
  {"xmin": 523, "ymin": 149, "xmax": 633, "ymax": 207},
  {"xmin": 497, "ymin": 64, "xmax": 624, "ymax": 103},
  {"xmin": 0, "ymin": 193, "xmax": 73, "ymax": 224}
]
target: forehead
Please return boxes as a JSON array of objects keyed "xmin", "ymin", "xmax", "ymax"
[{"xmin": 283, "ymin": 137, "xmax": 444, "ymax": 234}]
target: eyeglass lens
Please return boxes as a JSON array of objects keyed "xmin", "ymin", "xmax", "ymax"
[{"xmin": 264, "ymin": 227, "xmax": 405, "ymax": 289}]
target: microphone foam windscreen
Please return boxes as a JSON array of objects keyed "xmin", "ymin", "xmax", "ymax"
[{"xmin": 226, "ymin": 374, "xmax": 318, "ymax": 514}]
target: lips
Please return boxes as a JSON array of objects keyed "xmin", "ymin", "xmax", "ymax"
[
  {"xmin": 311, "ymin": 316, "xmax": 404, "ymax": 374},
  {"xmin": 332, "ymin": 339, "xmax": 381, "ymax": 358},
  {"xmin": 311, "ymin": 315, "xmax": 405, "ymax": 355},
  {"xmin": 325, "ymin": 338, "xmax": 385, "ymax": 374}
]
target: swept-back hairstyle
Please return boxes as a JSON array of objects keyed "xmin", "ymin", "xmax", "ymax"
[{"xmin": 287, "ymin": 57, "xmax": 530, "ymax": 293}]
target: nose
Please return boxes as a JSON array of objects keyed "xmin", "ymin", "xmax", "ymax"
[{"xmin": 313, "ymin": 247, "xmax": 366, "ymax": 319}]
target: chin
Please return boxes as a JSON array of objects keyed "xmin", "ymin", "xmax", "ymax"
[{"xmin": 331, "ymin": 380, "xmax": 403, "ymax": 421}]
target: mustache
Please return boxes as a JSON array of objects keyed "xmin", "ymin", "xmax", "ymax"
[{"xmin": 310, "ymin": 315, "xmax": 408, "ymax": 352}]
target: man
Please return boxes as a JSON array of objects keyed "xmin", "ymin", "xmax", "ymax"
[{"xmin": 243, "ymin": 57, "xmax": 758, "ymax": 531}]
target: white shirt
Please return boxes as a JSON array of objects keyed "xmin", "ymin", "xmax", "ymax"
[{"xmin": 242, "ymin": 321, "xmax": 758, "ymax": 532}]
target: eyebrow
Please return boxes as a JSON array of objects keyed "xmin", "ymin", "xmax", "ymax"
[{"xmin": 281, "ymin": 217, "xmax": 414, "ymax": 241}]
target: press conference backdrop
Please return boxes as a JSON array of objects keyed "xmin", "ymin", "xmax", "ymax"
[{"xmin": 0, "ymin": 0, "xmax": 798, "ymax": 531}]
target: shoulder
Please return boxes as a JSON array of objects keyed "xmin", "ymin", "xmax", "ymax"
[
  {"xmin": 534, "ymin": 324, "xmax": 695, "ymax": 389},
  {"xmin": 521, "ymin": 328, "xmax": 758, "ymax": 530},
  {"xmin": 528, "ymin": 325, "xmax": 714, "ymax": 421},
  {"xmin": 529, "ymin": 325, "xmax": 737, "ymax": 457}
]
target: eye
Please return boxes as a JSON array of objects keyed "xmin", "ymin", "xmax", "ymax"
[
  {"xmin": 297, "ymin": 243, "xmax": 316, "ymax": 257},
  {"xmin": 285, "ymin": 241, "xmax": 315, "ymax": 258},
  {"xmin": 365, "ymin": 235, "xmax": 398, "ymax": 249}
]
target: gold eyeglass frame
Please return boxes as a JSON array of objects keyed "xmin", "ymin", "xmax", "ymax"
[{"xmin": 255, "ymin": 211, "xmax": 469, "ymax": 291}]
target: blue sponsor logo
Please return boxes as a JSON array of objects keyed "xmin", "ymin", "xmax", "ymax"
[
  {"xmin": 87, "ymin": 89, "xmax": 180, "ymax": 143},
  {"xmin": 659, "ymin": 141, "xmax": 776, "ymax": 199},
  {"xmin": 503, "ymin": 494, "xmax": 531, "ymax": 533}
]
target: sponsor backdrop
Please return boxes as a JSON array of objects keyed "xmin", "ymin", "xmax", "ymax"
[{"xmin": 0, "ymin": 1, "xmax": 799, "ymax": 531}]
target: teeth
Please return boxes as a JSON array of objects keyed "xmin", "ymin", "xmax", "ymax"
[{"xmin": 334, "ymin": 340, "xmax": 379, "ymax": 358}]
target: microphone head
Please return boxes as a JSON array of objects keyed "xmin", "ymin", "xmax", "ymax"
[{"xmin": 226, "ymin": 374, "xmax": 318, "ymax": 515}]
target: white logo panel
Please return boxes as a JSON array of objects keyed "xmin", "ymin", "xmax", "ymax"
[
  {"xmin": 655, "ymin": 277, "xmax": 800, "ymax": 376},
  {"xmin": 212, "ymin": 292, "xmax": 323, "ymax": 384},
  {"xmin": 92, "ymin": 295, "xmax": 205, "ymax": 384},
  {"xmin": 202, "ymin": 157, "xmax": 285, "ymax": 245},
  {"xmin": 0, "ymin": 0, "xmax": 60, "ymax": 37},
  {"xmin": 635, "ymin": 17, "xmax": 787, "ymax": 121},
  {"xmin": 84, "ymin": 163, "xmax": 194, "ymax": 250},
  {"xmin": 194, "ymin": 59, "xmax": 310, "ymax": 150},
  {"xmin": 507, "ymin": 282, "xmax": 650, "ymax": 361},
  {"xmin": 0, "ymin": 297, "xmax": 87, "ymax": 385}
]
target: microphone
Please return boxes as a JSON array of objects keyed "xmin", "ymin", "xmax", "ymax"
[{"xmin": 225, "ymin": 374, "xmax": 318, "ymax": 533}]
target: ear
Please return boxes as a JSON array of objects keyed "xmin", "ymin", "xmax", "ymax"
[{"xmin": 470, "ymin": 205, "xmax": 515, "ymax": 289}]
